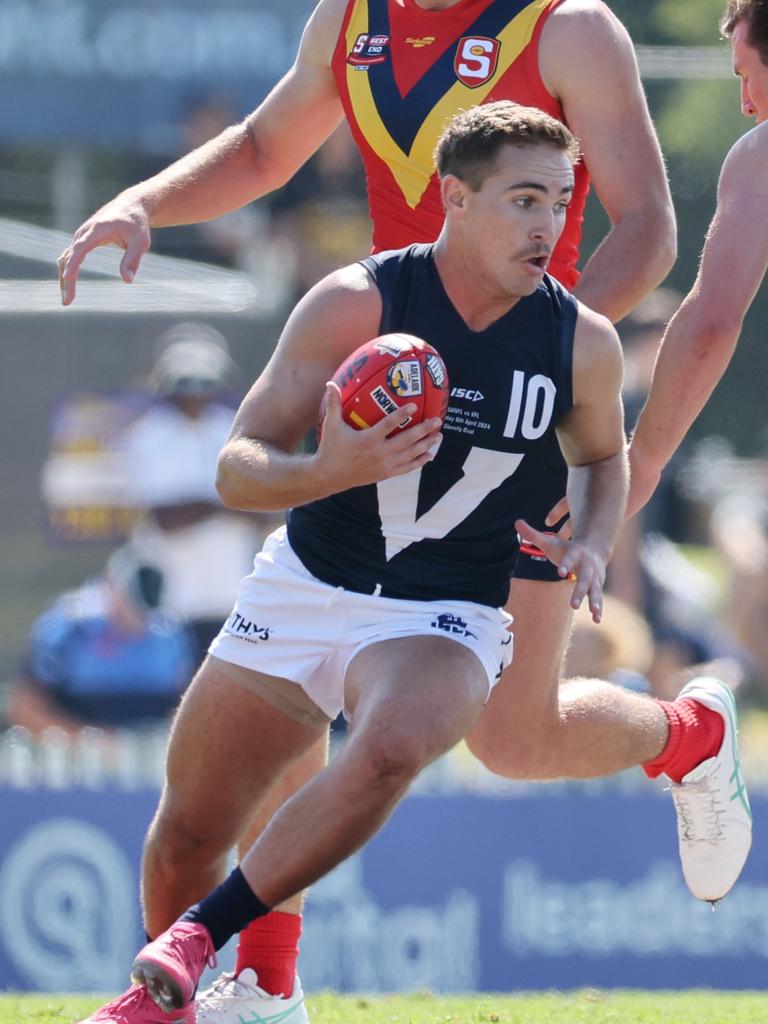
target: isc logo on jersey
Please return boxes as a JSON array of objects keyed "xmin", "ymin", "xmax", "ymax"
[
  {"xmin": 451, "ymin": 387, "xmax": 484, "ymax": 402},
  {"xmin": 347, "ymin": 33, "xmax": 391, "ymax": 68},
  {"xmin": 454, "ymin": 37, "xmax": 500, "ymax": 87}
]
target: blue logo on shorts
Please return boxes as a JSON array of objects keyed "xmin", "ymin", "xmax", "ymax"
[{"xmin": 430, "ymin": 613, "xmax": 477, "ymax": 638}]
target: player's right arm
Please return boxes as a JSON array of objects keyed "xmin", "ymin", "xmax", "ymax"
[
  {"xmin": 58, "ymin": 0, "xmax": 348, "ymax": 305},
  {"xmin": 628, "ymin": 124, "xmax": 768, "ymax": 516},
  {"xmin": 215, "ymin": 267, "xmax": 442, "ymax": 512},
  {"xmin": 518, "ymin": 305, "xmax": 628, "ymax": 620},
  {"xmin": 540, "ymin": 0, "xmax": 676, "ymax": 322}
]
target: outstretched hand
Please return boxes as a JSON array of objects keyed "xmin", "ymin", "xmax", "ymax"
[
  {"xmin": 515, "ymin": 518, "xmax": 606, "ymax": 623},
  {"xmin": 58, "ymin": 195, "xmax": 152, "ymax": 306}
]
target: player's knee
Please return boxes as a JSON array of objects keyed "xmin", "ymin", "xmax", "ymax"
[
  {"xmin": 355, "ymin": 725, "xmax": 431, "ymax": 790},
  {"xmin": 466, "ymin": 720, "xmax": 553, "ymax": 780},
  {"xmin": 147, "ymin": 805, "xmax": 225, "ymax": 867}
]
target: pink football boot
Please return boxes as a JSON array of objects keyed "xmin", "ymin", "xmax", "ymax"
[
  {"xmin": 131, "ymin": 922, "xmax": 217, "ymax": 1012},
  {"xmin": 77, "ymin": 984, "xmax": 194, "ymax": 1023}
]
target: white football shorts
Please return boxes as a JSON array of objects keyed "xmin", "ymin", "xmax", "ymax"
[{"xmin": 209, "ymin": 526, "xmax": 514, "ymax": 721}]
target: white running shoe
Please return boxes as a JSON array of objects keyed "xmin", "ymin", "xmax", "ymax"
[
  {"xmin": 669, "ymin": 677, "xmax": 752, "ymax": 903},
  {"xmin": 195, "ymin": 969, "xmax": 309, "ymax": 1024}
]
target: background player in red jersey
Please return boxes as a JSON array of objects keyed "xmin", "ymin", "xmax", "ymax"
[
  {"xmin": 57, "ymin": 2, "xmax": 680, "ymax": 1020},
  {"xmin": 58, "ymin": 0, "xmax": 674, "ymax": 320}
]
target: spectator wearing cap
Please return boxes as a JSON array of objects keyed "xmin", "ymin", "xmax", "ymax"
[
  {"xmin": 122, "ymin": 324, "xmax": 277, "ymax": 661},
  {"xmin": 7, "ymin": 547, "xmax": 195, "ymax": 734}
]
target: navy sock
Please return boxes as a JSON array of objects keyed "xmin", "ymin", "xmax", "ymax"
[{"xmin": 180, "ymin": 866, "xmax": 271, "ymax": 951}]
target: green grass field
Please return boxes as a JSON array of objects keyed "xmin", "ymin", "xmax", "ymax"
[{"xmin": 1, "ymin": 991, "xmax": 766, "ymax": 1024}]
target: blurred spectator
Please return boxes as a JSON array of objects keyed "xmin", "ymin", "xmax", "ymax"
[
  {"xmin": 710, "ymin": 492, "xmax": 768, "ymax": 702},
  {"xmin": 565, "ymin": 592, "xmax": 746, "ymax": 704},
  {"xmin": 620, "ymin": 287, "xmax": 683, "ymax": 434},
  {"xmin": 269, "ymin": 123, "xmax": 371, "ymax": 303},
  {"xmin": 634, "ymin": 528, "xmax": 749, "ymax": 700},
  {"xmin": 564, "ymin": 594, "xmax": 654, "ymax": 695},
  {"xmin": 122, "ymin": 323, "xmax": 278, "ymax": 662},
  {"xmin": 608, "ymin": 287, "xmax": 684, "ymax": 613},
  {"xmin": 6, "ymin": 547, "xmax": 195, "ymax": 734}
]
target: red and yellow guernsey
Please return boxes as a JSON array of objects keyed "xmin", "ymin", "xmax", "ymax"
[{"xmin": 331, "ymin": 0, "xmax": 589, "ymax": 287}]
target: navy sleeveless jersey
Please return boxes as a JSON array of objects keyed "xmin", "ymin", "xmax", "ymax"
[{"xmin": 287, "ymin": 243, "xmax": 577, "ymax": 607}]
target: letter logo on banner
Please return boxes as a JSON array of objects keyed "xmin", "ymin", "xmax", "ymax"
[
  {"xmin": 502, "ymin": 858, "xmax": 768, "ymax": 958},
  {"xmin": 0, "ymin": 818, "xmax": 138, "ymax": 990},
  {"xmin": 301, "ymin": 856, "xmax": 480, "ymax": 991}
]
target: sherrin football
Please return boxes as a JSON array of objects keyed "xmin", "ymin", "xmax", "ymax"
[{"xmin": 324, "ymin": 333, "xmax": 449, "ymax": 435}]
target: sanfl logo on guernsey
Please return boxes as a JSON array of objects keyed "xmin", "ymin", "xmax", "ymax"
[{"xmin": 454, "ymin": 37, "xmax": 501, "ymax": 87}]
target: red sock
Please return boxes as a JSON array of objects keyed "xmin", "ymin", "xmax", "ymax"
[
  {"xmin": 235, "ymin": 911, "xmax": 302, "ymax": 997},
  {"xmin": 643, "ymin": 697, "xmax": 724, "ymax": 783}
]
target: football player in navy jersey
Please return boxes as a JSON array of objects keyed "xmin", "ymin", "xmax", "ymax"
[
  {"xmin": 59, "ymin": 3, "xmax": 681, "ymax": 1016},
  {"xmin": 77, "ymin": 102, "xmax": 633, "ymax": 1024}
]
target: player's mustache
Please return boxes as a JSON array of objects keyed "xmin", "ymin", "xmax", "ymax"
[{"xmin": 517, "ymin": 246, "xmax": 551, "ymax": 260}]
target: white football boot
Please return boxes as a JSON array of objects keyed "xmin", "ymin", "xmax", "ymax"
[
  {"xmin": 195, "ymin": 969, "xmax": 309, "ymax": 1024},
  {"xmin": 669, "ymin": 677, "xmax": 752, "ymax": 903}
]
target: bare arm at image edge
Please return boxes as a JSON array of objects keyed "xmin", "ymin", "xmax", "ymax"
[{"xmin": 628, "ymin": 124, "xmax": 768, "ymax": 515}]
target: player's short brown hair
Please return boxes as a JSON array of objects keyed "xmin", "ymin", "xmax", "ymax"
[
  {"xmin": 721, "ymin": 0, "xmax": 768, "ymax": 63},
  {"xmin": 435, "ymin": 101, "xmax": 580, "ymax": 191}
]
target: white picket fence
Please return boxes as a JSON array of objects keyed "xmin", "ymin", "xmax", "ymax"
[
  {"xmin": 0, "ymin": 724, "xmax": 668, "ymax": 795},
  {"xmin": 0, "ymin": 725, "xmax": 170, "ymax": 790}
]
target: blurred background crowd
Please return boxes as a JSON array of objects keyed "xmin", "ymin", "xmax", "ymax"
[{"xmin": 3, "ymin": 0, "xmax": 768, "ymax": 785}]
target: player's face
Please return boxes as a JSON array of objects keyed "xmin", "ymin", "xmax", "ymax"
[
  {"xmin": 731, "ymin": 21, "xmax": 768, "ymax": 123},
  {"xmin": 462, "ymin": 143, "xmax": 574, "ymax": 297}
]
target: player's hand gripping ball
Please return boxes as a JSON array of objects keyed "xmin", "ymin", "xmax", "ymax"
[{"xmin": 319, "ymin": 333, "xmax": 449, "ymax": 439}]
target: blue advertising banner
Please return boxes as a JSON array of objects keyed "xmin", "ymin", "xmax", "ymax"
[
  {"xmin": 0, "ymin": 785, "xmax": 766, "ymax": 994},
  {"xmin": 0, "ymin": 0, "xmax": 314, "ymax": 145}
]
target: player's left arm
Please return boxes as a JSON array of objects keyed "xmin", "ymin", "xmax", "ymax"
[
  {"xmin": 516, "ymin": 305, "xmax": 627, "ymax": 621},
  {"xmin": 540, "ymin": 0, "xmax": 676, "ymax": 322},
  {"xmin": 628, "ymin": 126, "xmax": 768, "ymax": 515}
]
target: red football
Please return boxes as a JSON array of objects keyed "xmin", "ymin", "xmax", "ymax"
[{"xmin": 323, "ymin": 333, "xmax": 449, "ymax": 436}]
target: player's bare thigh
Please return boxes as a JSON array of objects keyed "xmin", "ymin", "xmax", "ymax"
[
  {"xmin": 160, "ymin": 655, "xmax": 327, "ymax": 848},
  {"xmin": 345, "ymin": 635, "xmax": 490, "ymax": 758},
  {"xmin": 466, "ymin": 578, "xmax": 573, "ymax": 774}
]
